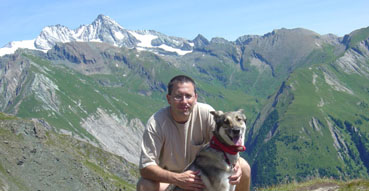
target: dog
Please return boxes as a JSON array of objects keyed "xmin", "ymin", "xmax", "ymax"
[{"xmin": 168, "ymin": 109, "xmax": 247, "ymax": 191}]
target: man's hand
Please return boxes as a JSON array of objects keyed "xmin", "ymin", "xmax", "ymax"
[
  {"xmin": 229, "ymin": 161, "xmax": 242, "ymax": 185},
  {"xmin": 174, "ymin": 170, "xmax": 205, "ymax": 190}
]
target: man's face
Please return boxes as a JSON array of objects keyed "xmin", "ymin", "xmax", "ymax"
[{"xmin": 166, "ymin": 82, "xmax": 198, "ymax": 123}]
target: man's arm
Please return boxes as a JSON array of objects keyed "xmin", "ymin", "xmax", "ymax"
[
  {"xmin": 140, "ymin": 165, "xmax": 205, "ymax": 190},
  {"xmin": 228, "ymin": 159, "xmax": 242, "ymax": 185},
  {"xmin": 230, "ymin": 157, "xmax": 251, "ymax": 191}
]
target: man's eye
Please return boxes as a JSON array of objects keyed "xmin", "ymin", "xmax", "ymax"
[
  {"xmin": 185, "ymin": 95, "xmax": 193, "ymax": 99},
  {"xmin": 173, "ymin": 94, "xmax": 193, "ymax": 101}
]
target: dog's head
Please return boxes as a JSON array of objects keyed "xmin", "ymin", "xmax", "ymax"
[{"xmin": 210, "ymin": 109, "xmax": 247, "ymax": 147}]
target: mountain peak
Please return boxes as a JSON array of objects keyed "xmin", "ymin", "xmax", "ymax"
[
  {"xmin": 1, "ymin": 14, "xmax": 195, "ymax": 56},
  {"xmin": 192, "ymin": 34, "xmax": 209, "ymax": 49},
  {"xmin": 93, "ymin": 14, "xmax": 121, "ymax": 28},
  {"xmin": 193, "ymin": 34, "xmax": 208, "ymax": 41},
  {"xmin": 97, "ymin": 14, "xmax": 108, "ymax": 20}
]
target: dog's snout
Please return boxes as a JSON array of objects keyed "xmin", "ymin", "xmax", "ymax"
[{"xmin": 232, "ymin": 129, "xmax": 240, "ymax": 135}]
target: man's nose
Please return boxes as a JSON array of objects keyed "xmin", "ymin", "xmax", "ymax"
[{"xmin": 179, "ymin": 97, "xmax": 189, "ymax": 103}]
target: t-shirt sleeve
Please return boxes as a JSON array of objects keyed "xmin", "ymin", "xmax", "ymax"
[
  {"xmin": 139, "ymin": 117, "xmax": 163, "ymax": 169},
  {"xmin": 201, "ymin": 103, "xmax": 216, "ymax": 142}
]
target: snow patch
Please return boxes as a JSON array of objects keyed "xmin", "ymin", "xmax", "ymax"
[
  {"xmin": 114, "ymin": 31, "xmax": 125, "ymax": 40},
  {"xmin": 158, "ymin": 44, "xmax": 193, "ymax": 56},
  {"xmin": 129, "ymin": 31, "xmax": 192, "ymax": 55},
  {"xmin": 128, "ymin": 31, "xmax": 157, "ymax": 47},
  {"xmin": 0, "ymin": 40, "xmax": 46, "ymax": 56}
]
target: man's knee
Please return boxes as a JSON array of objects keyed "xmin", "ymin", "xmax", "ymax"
[
  {"xmin": 239, "ymin": 157, "xmax": 251, "ymax": 177},
  {"xmin": 136, "ymin": 177, "xmax": 160, "ymax": 191},
  {"xmin": 236, "ymin": 157, "xmax": 251, "ymax": 191},
  {"xmin": 136, "ymin": 178, "xmax": 169, "ymax": 191}
]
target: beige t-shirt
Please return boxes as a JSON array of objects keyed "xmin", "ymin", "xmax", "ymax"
[{"xmin": 139, "ymin": 102, "xmax": 215, "ymax": 172}]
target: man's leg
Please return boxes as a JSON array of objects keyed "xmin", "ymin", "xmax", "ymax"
[
  {"xmin": 136, "ymin": 177, "xmax": 170, "ymax": 191},
  {"xmin": 235, "ymin": 157, "xmax": 251, "ymax": 191}
]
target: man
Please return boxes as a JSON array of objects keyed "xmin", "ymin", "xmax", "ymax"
[{"xmin": 137, "ymin": 75, "xmax": 251, "ymax": 191}]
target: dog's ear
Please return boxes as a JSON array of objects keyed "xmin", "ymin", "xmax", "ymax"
[
  {"xmin": 210, "ymin": 110, "xmax": 223, "ymax": 118},
  {"xmin": 224, "ymin": 115, "xmax": 232, "ymax": 125},
  {"xmin": 236, "ymin": 109, "xmax": 247, "ymax": 123}
]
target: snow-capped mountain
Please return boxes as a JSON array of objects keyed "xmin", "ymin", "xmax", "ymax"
[{"xmin": 0, "ymin": 14, "xmax": 194, "ymax": 56}]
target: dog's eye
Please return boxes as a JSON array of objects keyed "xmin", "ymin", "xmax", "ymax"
[
  {"xmin": 224, "ymin": 118, "xmax": 230, "ymax": 124},
  {"xmin": 236, "ymin": 116, "xmax": 242, "ymax": 122},
  {"xmin": 223, "ymin": 116, "xmax": 233, "ymax": 125}
]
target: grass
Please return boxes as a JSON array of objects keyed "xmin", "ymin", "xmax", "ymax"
[
  {"xmin": 83, "ymin": 160, "xmax": 136, "ymax": 191},
  {"xmin": 257, "ymin": 178, "xmax": 369, "ymax": 191},
  {"xmin": 0, "ymin": 113, "xmax": 16, "ymax": 120},
  {"xmin": 348, "ymin": 26, "xmax": 369, "ymax": 48}
]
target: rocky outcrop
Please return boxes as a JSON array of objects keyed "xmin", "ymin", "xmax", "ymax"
[
  {"xmin": 0, "ymin": 114, "xmax": 138, "ymax": 191},
  {"xmin": 0, "ymin": 53, "xmax": 31, "ymax": 111},
  {"xmin": 81, "ymin": 108, "xmax": 144, "ymax": 164}
]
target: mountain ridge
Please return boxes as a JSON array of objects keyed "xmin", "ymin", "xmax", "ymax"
[
  {"xmin": 1, "ymin": 14, "xmax": 349, "ymax": 58},
  {"xmin": 0, "ymin": 14, "xmax": 194, "ymax": 57}
]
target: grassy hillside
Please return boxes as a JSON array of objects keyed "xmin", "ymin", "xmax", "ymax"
[
  {"xmin": 0, "ymin": 113, "xmax": 138, "ymax": 190},
  {"xmin": 258, "ymin": 178, "xmax": 369, "ymax": 191},
  {"xmin": 245, "ymin": 39, "xmax": 369, "ymax": 187}
]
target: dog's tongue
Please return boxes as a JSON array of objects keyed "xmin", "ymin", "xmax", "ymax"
[{"xmin": 233, "ymin": 136, "xmax": 243, "ymax": 146}]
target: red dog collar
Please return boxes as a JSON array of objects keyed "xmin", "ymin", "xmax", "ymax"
[{"xmin": 210, "ymin": 136, "xmax": 246, "ymax": 155}]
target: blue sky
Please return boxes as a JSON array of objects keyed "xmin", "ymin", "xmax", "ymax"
[{"xmin": 1, "ymin": 0, "xmax": 368, "ymax": 46}]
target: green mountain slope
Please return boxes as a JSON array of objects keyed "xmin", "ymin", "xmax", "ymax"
[{"xmin": 245, "ymin": 31, "xmax": 369, "ymax": 187}]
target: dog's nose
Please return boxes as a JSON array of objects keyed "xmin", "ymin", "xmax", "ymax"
[{"xmin": 232, "ymin": 129, "xmax": 240, "ymax": 135}]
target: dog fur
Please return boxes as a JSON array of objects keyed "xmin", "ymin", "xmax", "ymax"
[{"xmin": 168, "ymin": 109, "xmax": 247, "ymax": 191}]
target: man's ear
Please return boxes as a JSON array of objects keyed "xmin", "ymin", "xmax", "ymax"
[
  {"xmin": 166, "ymin": 94, "xmax": 171, "ymax": 104},
  {"xmin": 192, "ymin": 93, "xmax": 198, "ymax": 104}
]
